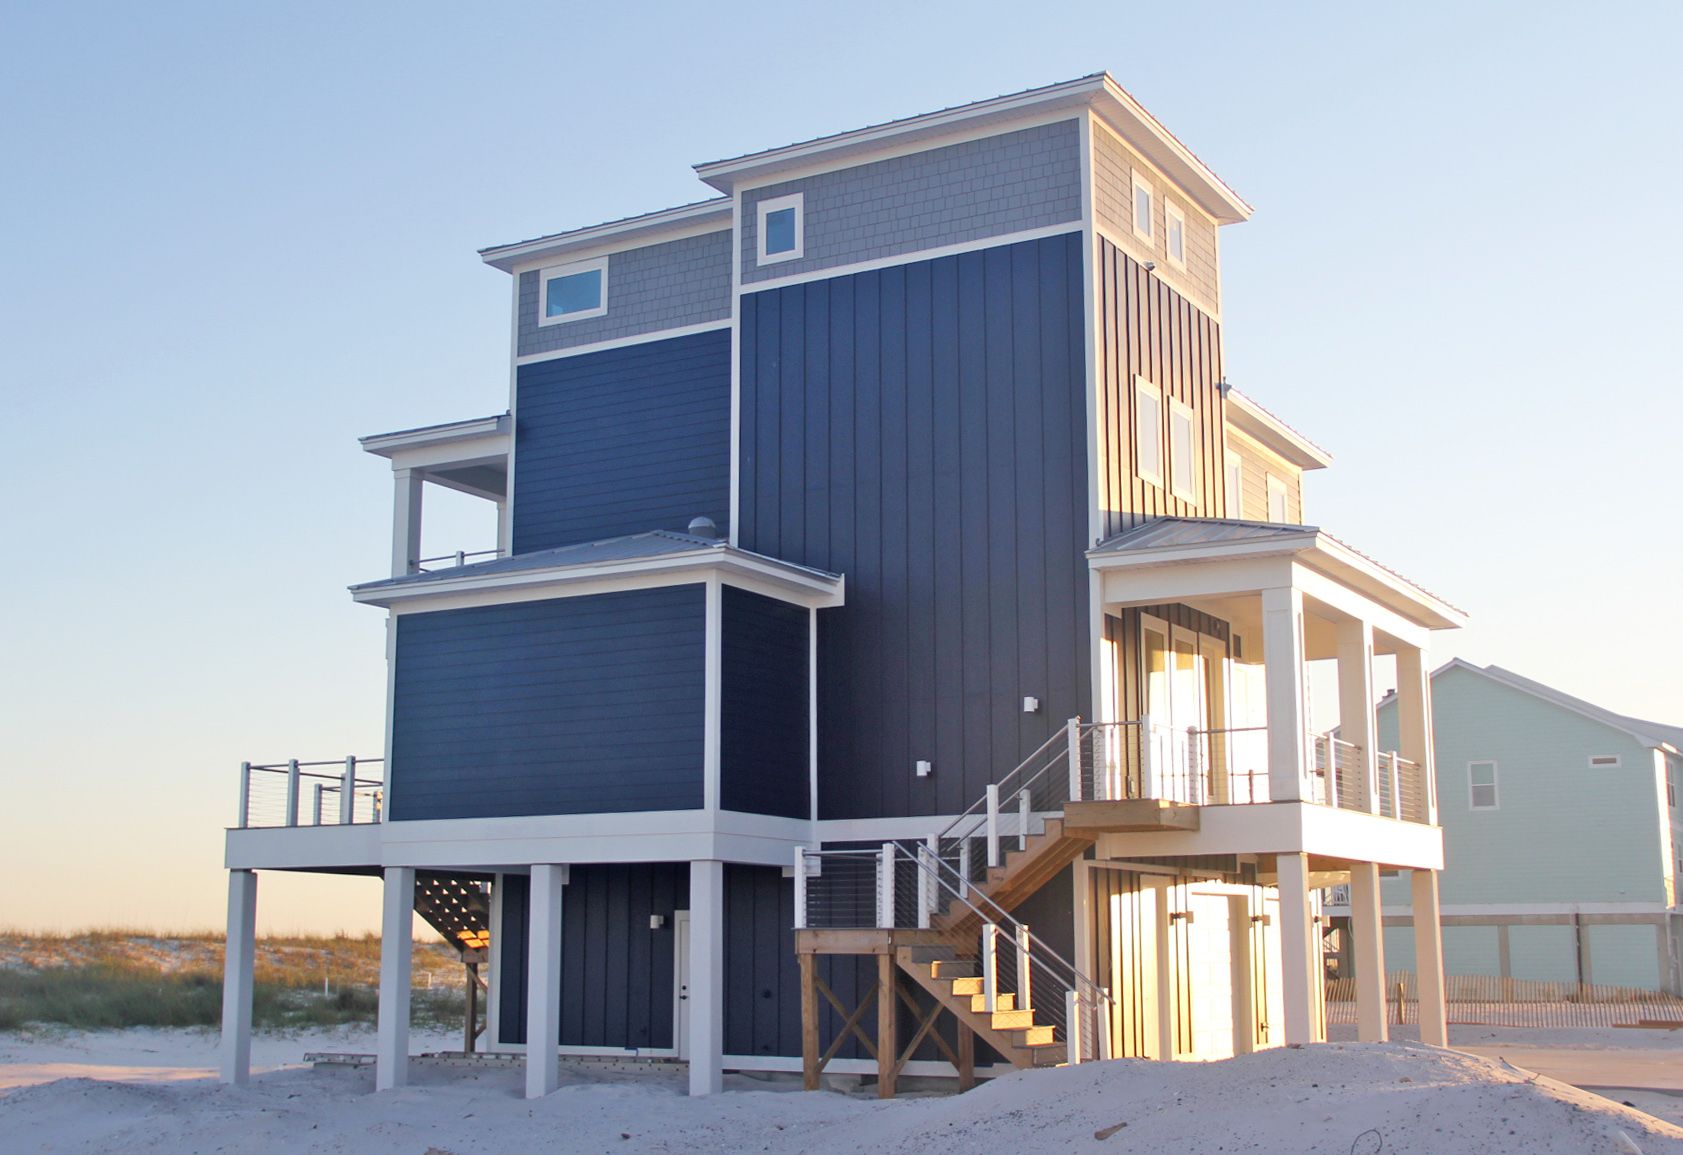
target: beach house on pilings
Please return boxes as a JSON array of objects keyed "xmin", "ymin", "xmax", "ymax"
[{"xmin": 218, "ymin": 73, "xmax": 1465, "ymax": 1098}]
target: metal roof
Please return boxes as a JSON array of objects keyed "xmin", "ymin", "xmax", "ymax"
[{"xmin": 1090, "ymin": 517, "xmax": 1316, "ymax": 553}]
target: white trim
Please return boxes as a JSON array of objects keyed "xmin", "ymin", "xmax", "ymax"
[
  {"xmin": 703, "ymin": 575, "xmax": 723, "ymax": 813},
  {"xmin": 755, "ymin": 192, "xmax": 804, "ymax": 265},
  {"xmin": 1164, "ymin": 199, "xmax": 1187, "ymax": 271},
  {"xmin": 740, "ymin": 221, "xmax": 1082, "ymax": 294},
  {"xmin": 816, "ymin": 815, "xmax": 964, "ymax": 842},
  {"xmin": 1168, "ymin": 395, "xmax": 1198, "ymax": 505},
  {"xmin": 1224, "ymin": 387, "xmax": 1333, "ymax": 469},
  {"xmin": 1134, "ymin": 375, "xmax": 1164, "ymax": 488},
  {"xmin": 1224, "ymin": 450, "xmax": 1242, "ymax": 518},
  {"xmin": 808, "ymin": 607, "xmax": 819, "ymax": 823},
  {"xmin": 1467, "ymin": 759, "xmax": 1498, "ymax": 810},
  {"xmin": 1265, "ymin": 473, "xmax": 1289, "ymax": 523},
  {"xmin": 480, "ymin": 198, "xmax": 731, "ymax": 271},
  {"xmin": 728, "ymin": 192, "xmax": 743, "ymax": 547},
  {"xmin": 535, "ymin": 257, "xmax": 608, "ymax": 326},
  {"xmin": 1081, "ymin": 111, "xmax": 1106, "ymax": 730},
  {"xmin": 360, "ymin": 414, "xmax": 509, "ymax": 457},
  {"xmin": 516, "ymin": 320, "xmax": 732, "ymax": 366},
  {"xmin": 1131, "ymin": 169, "xmax": 1154, "ymax": 243}
]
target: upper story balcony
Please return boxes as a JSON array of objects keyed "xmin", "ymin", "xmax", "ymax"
[{"xmin": 360, "ymin": 413, "xmax": 511, "ymax": 579}]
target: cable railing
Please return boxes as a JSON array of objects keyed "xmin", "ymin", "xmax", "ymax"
[
  {"xmin": 1311, "ymin": 735, "xmax": 1366, "ymax": 811},
  {"xmin": 237, "ymin": 757, "xmax": 384, "ymax": 829},
  {"xmin": 415, "ymin": 548, "xmax": 503, "ymax": 573}
]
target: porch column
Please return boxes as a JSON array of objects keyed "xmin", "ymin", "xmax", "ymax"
[
  {"xmin": 495, "ymin": 499, "xmax": 510, "ymax": 557},
  {"xmin": 525, "ymin": 864, "xmax": 567, "ymax": 1099},
  {"xmin": 1335, "ymin": 619, "xmax": 1380, "ymax": 813},
  {"xmin": 218, "ymin": 870, "xmax": 257, "ymax": 1085},
  {"xmin": 485, "ymin": 873, "xmax": 504, "ymax": 1049},
  {"xmin": 391, "ymin": 468, "xmax": 423, "ymax": 577},
  {"xmin": 1394, "ymin": 645, "xmax": 1437, "ymax": 823},
  {"xmin": 688, "ymin": 859, "xmax": 725, "ymax": 1096},
  {"xmin": 1275, "ymin": 852, "xmax": 1320, "ymax": 1044},
  {"xmin": 1348, "ymin": 863, "xmax": 1388, "ymax": 1042},
  {"xmin": 1411, "ymin": 869, "xmax": 1449, "ymax": 1046},
  {"xmin": 375, "ymin": 866, "xmax": 415, "ymax": 1091},
  {"xmin": 1261, "ymin": 586, "xmax": 1309, "ymax": 802}
]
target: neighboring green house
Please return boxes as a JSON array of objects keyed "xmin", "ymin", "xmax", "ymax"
[{"xmin": 1362, "ymin": 660, "xmax": 1681, "ymax": 993}]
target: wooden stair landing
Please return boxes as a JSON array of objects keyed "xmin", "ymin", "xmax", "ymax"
[
  {"xmin": 895, "ymin": 946, "xmax": 1065, "ymax": 1068},
  {"xmin": 1062, "ymin": 798, "xmax": 1201, "ymax": 834}
]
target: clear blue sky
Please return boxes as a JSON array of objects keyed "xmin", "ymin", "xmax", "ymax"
[{"xmin": 3, "ymin": 2, "xmax": 1678, "ymax": 933}]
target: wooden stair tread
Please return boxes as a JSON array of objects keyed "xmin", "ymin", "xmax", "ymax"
[{"xmin": 894, "ymin": 947, "xmax": 1068, "ymax": 1071}]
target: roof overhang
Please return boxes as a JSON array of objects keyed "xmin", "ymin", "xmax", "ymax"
[
  {"xmin": 1223, "ymin": 388, "xmax": 1333, "ymax": 470},
  {"xmin": 478, "ymin": 198, "xmax": 733, "ymax": 273},
  {"xmin": 693, "ymin": 73, "xmax": 1252, "ymax": 226},
  {"xmin": 359, "ymin": 413, "xmax": 511, "ymax": 501}
]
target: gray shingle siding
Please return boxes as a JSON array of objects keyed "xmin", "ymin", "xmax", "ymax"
[
  {"xmin": 740, "ymin": 119, "xmax": 1082, "ymax": 285},
  {"xmin": 517, "ymin": 229, "xmax": 731, "ymax": 358}
]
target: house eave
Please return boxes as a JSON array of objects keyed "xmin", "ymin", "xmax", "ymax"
[
  {"xmin": 359, "ymin": 413, "xmax": 511, "ymax": 458},
  {"xmin": 478, "ymin": 199, "xmax": 733, "ymax": 273},
  {"xmin": 1223, "ymin": 387, "xmax": 1333, "ymax": 470}
]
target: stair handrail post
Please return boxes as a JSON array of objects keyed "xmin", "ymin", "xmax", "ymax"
[
  {"xmin": 958, "ymin": 839, "xmax": 972, "ymax": 899},
  {"xmin": 1065, "ymin": 716, "xmax": 1083, "ymax": 803},
  {"xmin": 1016, "ymin": 924, "xmax": 1032, "ymax": 1012},
  {"xmin": 982, "ymin": 923, "xmax": 999, "ymax": 1013},
  {"xmin": 238, "ymin": 761, "xmax": 251, "ymax": 829},
  {"xmin": 284, "ymin": 759, "xmax": 301, "ymax": 828},
  {"xmin": 1140, "ymin": 713, "xmax": 1158, "ymax": 799},
  {"xmin": 1066, "ymin": 988, "xmax": 1083, "ymax": 1064},
  {"xmin": 312, "ymin": 782, "xmax": 325, "ymax": 826},
  {"xmin": 793, "ymin": 846, "xmax": 808, "ymax": 930},
  {"xmin": 985, "ymin": 785, "xmax": 1001, "ymax": 869},
  {"xmin": 1098, "ymin": 986, "xmax": 1114, "ymax": 1060},
  {"xmin": 878, "ymin": 842, "xmax": 896, "ymax": 929},
  {"xmin": 1017, "ymin": 789, "xmax": 1031, "ymax": 851},
  {"xmin": 918, "ymin": 837, "xmax": 936, "ymax": 929},
  {"xmin": 340, "ymin": 756, "xmax": 357, "ymax": 824}
]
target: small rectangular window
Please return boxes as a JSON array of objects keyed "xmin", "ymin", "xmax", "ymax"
[
  {"xmin": 1135, "ymin": 377, "xmax": 1163, "ymax": 486},
  {"xmin": 1169, "ymin": 398, "xmax": 1197, "ymax": 503},
  {"xmin": 1132, "ymin": 171, "xmax": 1154, "ymax": 242},
  {"xmin": 1667, "ymin": 762, "xmax": 1675, "ymax": 807},
  {"xmin": 1468, "ymin": 760, "xmax": 1498, "ymax": 810},
  {"xmin": 1224, "ymin": 452, "xmax": 1241, "ymax": 517},
  {"xmin": 537, "ymin": 257, "xmax": 608, "ymax": 325},
  {"xmin": 1588, "ymin": 754, "xmax": 1621, "ymax": 768},
  {"xmin": 1266, "ymin": 473, "xmax": 1289, "ymax": 523},
  {"xmin": 757, "ymin": 192, "xmax": 804, "ymax": 265},
  {"xmin": 1165, "ymin": 200, "xmax": 1187, "ymax": 269}
]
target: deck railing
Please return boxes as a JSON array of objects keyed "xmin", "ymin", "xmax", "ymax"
[
  {"xmin": 237, "ymin": 757, "xmax": 384, "ymax": 829},
  {"xmin": 415, "ymin": 548, "xmax": 503, "ymax": 573}
]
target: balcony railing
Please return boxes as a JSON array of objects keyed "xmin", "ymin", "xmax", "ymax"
[
  {"xmin": 237, "ymin": 757, "xmax": 384, "ymax": 829},
  {"xmin": 415, "ymin": 548, "xmax": 503, "ymax": 574}
]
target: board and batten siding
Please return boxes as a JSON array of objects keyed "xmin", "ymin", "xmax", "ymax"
[
  {"xmin": 738, "ymin": 233, "xmax": 1090, "ymax": 820},
  {"xmin": 1095, "ymin": 237, "xmax": 1226, "ymax": 540},
  {"xmin": 720, "ymin": 587, "xmax": 810, "ymax": 819},
  {"xmin": 389, "ymin": 587, "xmax": 706, "ymax": 821},
  {"xmin": 512, "ymin": 329, "xmax": 730, "ymax": 554}
]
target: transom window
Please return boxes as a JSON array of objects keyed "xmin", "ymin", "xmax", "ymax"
[
  {"xmin": 1135, "ymin": 376, "xmax": 1163, "ymax": 487},
  {"xmin": 1468, "ymin": 760, "xmax": 1498, "ymax": 810},
  {"xmin": 537, "ymin": 257, "xmax": 608, "ymax": 325},
  {"xmin": 1165, "ymin": 200, "xmax": 1187, "ymax": 269},
  {"xmin": 1169, "ymin": 397, "xmax": 1197, "ymax": 503},
  {"xmin": 757, "ymin": 192, "xmax": 804, "ymax": 265},
  {"xmin": 1132, "ymin": 171, "xmax": 1154, "ymax": 242}
]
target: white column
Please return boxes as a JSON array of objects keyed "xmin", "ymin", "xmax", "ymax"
[
  {"xmin": 1261, "ymin": 586, "xmax": 1309, "ymax": 803},
  {"xmin": 1276, "ymin": 852, "xmax": 1319, "ymax": 1044},
  {"xmin": 688, "ymin": 860, "xmax": 725, "ymax": 1096},
  {"xmin": 1395, "ymin": 645, "xmax": 1437, "ymax": 822},
  {"xmin": 702, "ymin": 577, "xmax": 723, "ymax": 814},
  {"xmin": 218, "ymin": 870, "xmax": 258, "ymax": 1085},
  {"xmin": 1411, "ymin": 869, "xmax": 1448, "ymax": 1046},
  {"xmin": 1335, "ymin": 619, "xmax": 1379, "ymax": 812},
  {"xmin": 526, "ymin": 864, "xmax": 566, "ymax": 1099},
  {"xmin": 1348, "ymin": 863, "xmax": 1388, "ymax": 1042},
  {"xmin": 375, "ymin": 866, "xmax": 415, "ymax": 1091},
  {"xmin": 495, "ymin": 499, "xmax": 510, "ymax": 556},
  {"xmin": 391, "ymin": 468, "xmax": 423, "ymax": 578},
  {"xmin": 485, "ymin": 873, "xmax": 504, "ymax": 1049}
]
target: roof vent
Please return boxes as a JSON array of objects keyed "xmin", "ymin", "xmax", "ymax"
[{"xmin": 687, "ymin": 516, "xmax": 719, "ymax": 540}]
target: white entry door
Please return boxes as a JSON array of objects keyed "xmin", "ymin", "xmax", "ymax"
[
  {"xmin": 1186, "ymin": 891, "xmax": 1235, "ymax": 1059},
  {"xmin": 674, "ymin": 911, "xmax": 691, "ymax": 1060}
]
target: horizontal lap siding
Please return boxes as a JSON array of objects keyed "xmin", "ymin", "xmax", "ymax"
[
  {"xmin": 720, "ymin": 588, "xmax": 810, "ymax": 819},
  {"xmin": 390, "ymin": 587, "xmax": 705, "ymax": 820},
  {"xmin": 739, "ymin": 233, "xmax": 1090, "ymax": 820},
  {"xmin": 513, "ymin": 329, "xmax": 730, "ymax": 553}
]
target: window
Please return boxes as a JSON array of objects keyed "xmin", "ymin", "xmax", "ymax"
[
  {"xmin": 1224, "ymin": 452, "xmax": 1242, "ymax": 517},
  {"xmin": 757, "ymin": 192, "xmax": 804, "ymax": 265},
  {"xmin": 1587, "ymin": 754, "xmax": 1621, "ymax": 768},
  {"xmin": 1165, "ymin": 200, "xmax": 1187, "ymax": 269},
  {"xmin": 537, "ymin": 257, "xmax": 608, "ymax": 325},
  {"xmin": 1135, "ymin": 376, "xmax": 1163, "ymax": 486},
  {"xmin": 1132, "ymin": 171, "xmax": 1154, "ymax": 242},
  {"xmin": 1667, "ymin": 761, "xmax": 1675, "ymax": 807},
  {"xmin": 1468, "ymin": 760, "xmax": 1498, "ymax": 810},
  {"xmin": 1265, "ymin": 473, "xmax": 1289, "ymax": 523},
  {"xmin": 1169, "ymin": 397, "xmax": 1197, "ymax": 503}
]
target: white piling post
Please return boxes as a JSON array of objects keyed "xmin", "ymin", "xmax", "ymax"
[
  {"xmin": 982, "ymin": 924, "xmax": 999, "ymax": 1013},
  {"xmin": 341, "ymin": 756, "xmax": 356, "ymax": 824},
  {"xmin": 1067, "ymin": 988, "xmax": 1083, "ymax": 1064},
  {"xmin": 284, "ymin": 759, "xmax": 301, "ymax": 827},
  {"xmin": 1016, "ymin": 924, "xmax": 1032, "ymax": 1011},
  {"xmin": 878, "ymin": 842, "xmax": 896, "ymax": 929},
  {"xmin": 237, "ymin": 762, "xmax": 251, "ymax": 828},
  {"xmin": 1140, "ymin": 714, "xmax": 1157, "ymax": 799},
  {"xmin": 1066, "ymin": 717, "xmax": 1083, "ymax": 803},
  {"xmin": 793, "ymin": 846, "xmax": 808, "ymax": 930},
  {"xmin": 985, "ymin": 785, "xmax": 1001, "ymax": 868}
]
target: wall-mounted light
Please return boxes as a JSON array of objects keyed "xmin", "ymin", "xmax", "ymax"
[
  {"xmin": 649, "ymin": 914, "xmax": 666, "ymax": 930},
  {"xmin": 915, "ymin": 760, "xmax": 933, "ymax": 778},
  {"xmin": 1022, "ymin": 696, "xmax": 1041, "ymax": 714}
]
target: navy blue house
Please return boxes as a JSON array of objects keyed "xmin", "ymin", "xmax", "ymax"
[{"xmin": 219, "ymin": 74, "xmax": 1467, "ymax": 1097}]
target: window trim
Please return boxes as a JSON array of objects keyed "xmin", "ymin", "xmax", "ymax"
[
  {"xmin": 1265, "ymin": 473, "xmax": 1289, "ymax": 523},
  {"xmin": 1224, "ymin": 451, "xmax": 1242, "ymax": 518},
  {"xmin": 536, "ymin": 257, "xmax": 609, "ymax": 326},
  {"xmin": 756, "ymin": 192, "xmax": 805, "ymax": 265},
  {"xmin": 1134, "ymin": 376, "xmax": 1164, "ymax": 488},
  {"xmin": 1165, "ymin": 199, "xmax": 1187, "ymax": 270},
  {"xmin": 1468, "ymin": 759, "xmax": 1499, "ymax": 810},
  {"xmin": 1131, "ymin": 170, "xmax": 1154, "ymax": 243},
  {"xmin": 1587, "ymin": 754, "xmax": 1622, "ymax": 769},
  {"xmin": 1168, "ymin": 396, "xmax": 1198, "ymax": 505}
]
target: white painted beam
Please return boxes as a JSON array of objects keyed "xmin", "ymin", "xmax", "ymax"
[
  {"xmin": 526, "ymin": 864, "xmax": 566, "ymax": 1098},
  {"xmin": 375, "ymin": 866, "xmax": 415, "ymax": 1091},
  {"xmin": 391, "ymin": 469, "xmax": 424, "ymax": 578},
  {"xmin": 218, "ymin": 870, "xmax": 257, "ymax": 1085},
  {"xmin": 688, "ymin": 860, "xmax": 725, "ymax": 1096}
]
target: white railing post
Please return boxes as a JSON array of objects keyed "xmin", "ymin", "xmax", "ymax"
[
  {"xmin": 1066, "ymin": 717, "xmax": 1083, "ymax": 803},
  {"xmin": 982, "ymin": 924, "xmax": 999, "ymax": 1013},
  {"xmin": 284, "ymin": 759, "xmax": 301, "ymax": 828},
  {"xmin": 958, "ymin": 839, "xmax": 972, "ymax": 899},
  {"xmin": 340, "ymin": 756, "xmax": 356, "ymax": 825},
  {"xmin": 985, "ymin": 785, "xmax": 1001, "ymax": 869},
  {"xmin": 793, "ymin": 847, "xmax": 808, "ymax": 930},
  {"xmin": 1066, "ymin": 988, "xmax": 1083, "ymax": 1063},
  {"xmin": 878, "ymin": 842, "xmax": 896, "ymax": 929},
  {"xmin": 237, "ymin": 762, "xmax": 251, "ymax": 829},
  {"xmin": 1016, "ymin": 924, "xmax": 1032, "ymax": 1011},
  {"xmin": 1098, "ymin": 988, "xmax": 1113, "ymax": 1060},
  {"xmin": 918, "ymin": 837, "xmax": 936, "ymax": 929},
  {"xmin": 1389, "ymin": 753, "xmax": 1403, "ymax": 820},
  {"xmin": 312, "ymin": 782, "xmax": 325, "ymax": 826},
  {"xmin": 1018, "ymin": 789, "xmax": 1031, "ymax": 850},
  {"xmin": 1140, "ymin": 713, "xmax": 1158, "ymax": 799}
]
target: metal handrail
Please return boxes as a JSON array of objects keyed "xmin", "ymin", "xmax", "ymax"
[
  {"xmin": 934, "ymin": 725, "xmax": 1074, "ymax": 846},
  {"xmin": 416, "ymin": 548, "xmax": 502, "ymax": 572},
  {"xmin": 237, "ymin": 756, "xmax": 385, "ymax": 830}
]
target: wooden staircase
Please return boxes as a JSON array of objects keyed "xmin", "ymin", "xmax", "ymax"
[
  {"xmin": 933, "ymin": 817, "xmax": 1095, "ymax": 938},
  {"xmin": 413, "ymin": 872, "xmax": 491, "ymax": 1052},
  {"xmin": 894, "ymin": 944, "xmax": 1065, "ymax": 1067}
]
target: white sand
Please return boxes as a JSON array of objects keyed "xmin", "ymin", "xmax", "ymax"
[{"xmin": 4, "ymin": 1027, "xmax": 1682, "ymax": 1154}]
